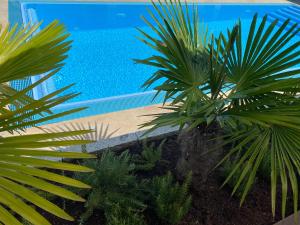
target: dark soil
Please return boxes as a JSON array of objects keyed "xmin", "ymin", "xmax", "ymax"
[{"xmin": 42, "ymin": 132, "xmax": 293, "ymax": 225}]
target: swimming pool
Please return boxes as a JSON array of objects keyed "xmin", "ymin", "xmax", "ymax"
[{"xmin": 18, "ymin": 2, "xmax": 300, "ymax": 123}]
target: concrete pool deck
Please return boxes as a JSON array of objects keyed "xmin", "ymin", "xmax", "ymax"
[
  {"xmin": 0, "ymin": 0, "xmax": 8, "ymax": 26},
  {"xmin": 25, "ymin": 104, "xmax": 175, "ymax": 152}
]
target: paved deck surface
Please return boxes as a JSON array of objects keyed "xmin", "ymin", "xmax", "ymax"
[
  {"xmin": 0, "ymin": 0, "xmax": 7, "ymax": 26},
  {"xmin": 24, "ymin": 104, "xmax": 174, "ymax": 152}
]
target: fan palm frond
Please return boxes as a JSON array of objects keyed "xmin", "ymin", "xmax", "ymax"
[
  {"xmin": 138, "ymin": 0, "xmax": 300, "ymax": 218},
  {"xmin": 0, "ymin": 21, "xmax": 96, "ymax": 225}
]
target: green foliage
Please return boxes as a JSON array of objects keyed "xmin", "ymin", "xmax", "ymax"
[
  {"xmin": 74, "ymin": 149, "xmax": 192, "ymax": 224},
  {"xmin": 73, "ymin": 150, "xmax": 146, "ymax": 224},
  {"xmin": 106, "ymin": 204, "xmax": 146, "ymax": 225},
  {"xmin": 133, "ymin": 139, "xmax": 167, "ymax": 171},
  {"xmin": 0, "ymin": 22, "xmax": 95, "ymax": 225},
  {"xmin": 148, "ymin": 172, "xmax": 192, "ymax": 224},
  {"xmin": 137, "ymin": 0, "xmax": 300, "ymax": 218}
]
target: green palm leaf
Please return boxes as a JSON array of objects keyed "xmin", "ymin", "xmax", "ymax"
[{"xmin": 0, "ymin": 22, "xmax": 95, "ymax": 224}]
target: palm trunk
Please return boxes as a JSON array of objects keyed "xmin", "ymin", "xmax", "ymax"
[{"xmin": 176, "ymin": 123, "xmax": 223, "ymax": 189}]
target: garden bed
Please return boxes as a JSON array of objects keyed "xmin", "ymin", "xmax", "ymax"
[{"xmin": 41, "ymin": 133, "xmax": 293, "ymax": 225}]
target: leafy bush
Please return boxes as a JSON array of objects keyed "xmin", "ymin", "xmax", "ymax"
[
  {"xmin": 133, "ymin": 139, "xmax": 167, "ymax": 171},
  {"xmin": 73, "ymin": 150, "xmax": 146, "ymax": 224},
  {"xmin": 148, "ymin": 172, "xmax": 192, "ymax": 224}
]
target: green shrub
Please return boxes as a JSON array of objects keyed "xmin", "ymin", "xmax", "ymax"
[
  {"xmin": 106, "ymin": 204, "xmax": 146, "ymax": 225},
  {"xmin": 148, "ymin": 172, "xmax": 192, "ymax": 224},
  {"xmin": 133, "ymin": 139, "xmax": 167, "ymax": 171},
  {"xmin": 73, "ymin": 150, "xmax": 146, "ymax": 224}
]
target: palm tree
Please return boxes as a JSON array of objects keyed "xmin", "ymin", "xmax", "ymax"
[
  {"xmin": 137, "ymin": 0, "xmax": 300, "ymax": 218},
  {"xmin": 0, "ymin": 22, "xmax": 96, "ymax": 224}
]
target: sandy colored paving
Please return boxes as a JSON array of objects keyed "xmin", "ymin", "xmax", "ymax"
[
  {"xmin": 27, "ymin": 104, "xmax": 169, "ymax": 138},
  {"xmin": 23, "ymin": 104, "xmax": 174, "ymax": 152},
  {"xmin": 0, "ymin": 0, "xmax": 8, "ymax": 26}
]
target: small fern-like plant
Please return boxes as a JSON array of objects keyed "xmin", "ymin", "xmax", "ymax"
[
  {"xmin": 73, "ymin": 150, "xmax": 146, "ymax": 224},
  {"xmin": 148, "ymin": 171, "xmax": 192, "ymax": 224},
  {"xmin": 133, "ymin": 139, "xmax": 167, "ymax": 172},
  {"xmin": 106, "ymin": 204, "xmax": 146, "ymax": 225}
]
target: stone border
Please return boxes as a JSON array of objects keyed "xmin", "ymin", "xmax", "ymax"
[
  {"xmin": 62, "ymin": 125, "xmax": 179, "ymax": 153},
  {"xmin": 274, "ymin": 212, "xmax": 300, "ymax": 225}
]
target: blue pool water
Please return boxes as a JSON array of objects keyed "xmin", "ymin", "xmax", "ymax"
[{"xmin": 19, "ymin": 2, "xmax": 300, "ymax": 122}]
